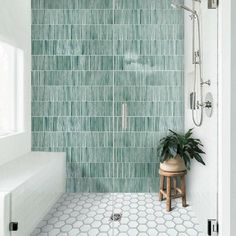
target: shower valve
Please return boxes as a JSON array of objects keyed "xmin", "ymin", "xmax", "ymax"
[{"xmin": 197, "ymin": 101, "xmax": 212, "ymax": 109}]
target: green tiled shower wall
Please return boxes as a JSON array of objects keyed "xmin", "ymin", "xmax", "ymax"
[{"xmin": 31, "ymin": 0, "xmax": 184, "ymax": 192}]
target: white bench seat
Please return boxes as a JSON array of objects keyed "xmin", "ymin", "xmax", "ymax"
[{"xmin": 0, "ymin": 152, "xmax": 66, "ymax": 236}]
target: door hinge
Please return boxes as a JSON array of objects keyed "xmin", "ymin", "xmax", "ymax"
[
  {"xmin": 208, "ymin": 0, "xmax": 218, "ymax": 9},
  {"xmin": 208, "ymin": 219, "xmax": 218, "ymax": 235},
  {"xmin": 9, "ymin": 222, "xmax": 18, "ymax": 231}
]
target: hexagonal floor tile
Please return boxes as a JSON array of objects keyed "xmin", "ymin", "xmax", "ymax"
[
  {"xmin": 99, "ymin": 224, "xmax": 110, "ymax": 232},
  {"xmin": 31, "ymin": 193, "xmax": 203, "ymax": 236},
  {"xmin": 68, "ymin": 229, "xmax": 81, "ymax": 236},
  {"xmin": 118, "ymin": 224, "xmax": 129, "ymax": 232},
  {"xmin": 88, "ymin": 228, "xmax": 99, "ymax": 236},
  {"xmin": 147, "ymin": 228, "xmax": 158, "ymax": 236},
  {"xmin": 175, "ymin": 224, "xmax": 186, "ymax": 232},
  {"xmin": 127, "ymin": 228, "xmax": 139, "ymax": 236},
  {"xmin": 137, "ymin": 224, "xmax": 148, "ymax": 232},
  {"xmin": 167, "ymin": 228, "xmax": 178, "ymax": 236},
  {"xmin": 165, "ymin": 221, "xmax": 175, "ymax": 228},
  {"xmin": 128, "ymin": 221, "xmax": 139, "ymax": 228},
  {"xmin": 156, "ymin": 225, "xmax": 167, "ymax": 232}
]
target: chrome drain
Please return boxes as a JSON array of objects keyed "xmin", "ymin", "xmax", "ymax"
[{"xmin": 110, "ymin": 213, "xmax": 122, "ymax": 222}]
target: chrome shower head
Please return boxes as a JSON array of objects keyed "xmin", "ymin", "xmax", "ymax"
[{"xmin": 171, "ymin": 1, "xmax": 197, "ymax": 15}]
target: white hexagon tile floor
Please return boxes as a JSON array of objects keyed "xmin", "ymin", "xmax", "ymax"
[{"xmin": 31, "ymin": 193, "xmax": 205, "ymax": 236}]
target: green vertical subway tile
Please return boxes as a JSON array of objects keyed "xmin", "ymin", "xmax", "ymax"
[
  {"xmin": 114, "ymin": 10, "xmax": 141, "ymax": 24},
  {"xmin": 165, "ymin": 56, "xmax": 184, "ymax": 70},
  {"xmin": 32, "ymin": 0, "xmax": 184, "ymax": 193},
  {"xmin": 32, "ymin": 25, "xmax": 73, "ymax": 40},
  {"xmin": 87, "ymin": 40, "xmax": 113, "ymax": 55},
  {"xmin": 177, "ymin": 40, "xmax": 185, "ymax": 55},
  {"xmin": 86, "ymin": 10, "xmax": 106, "ymax": 25},
  {"xmin": 75, "ymin": 25, "xmax": 113, "ymax": 40},
  {"xmin": 173, "ymin": 101, "xmax": 184, "ymax": 116},
  {"xmin": 32, "ymin": 56, "xmax": 73, "ymax": 70},
  {"xmin": 71, "ymin": 56, "xmax": 90, "ymax": 70},
  {"xmin": 72, "ymin": 178, "xmax": 90, "ymax": 192},
  {"xmin": 88, "ymin": 178, "xmax": 113, "ymax": 192},
  {"xmin": 149, "ymin": 177, "xmax": 161, "ymax": 192},
  {"xmin": 77, "ymin": 0, "xmax": 113, "ymax": 10},
  {"xmin": 89, "ymin": 163, "xmax": 109, "ymax": 178},
  {"xmin": 33, "ymin": 9, "xmax": 114, "ymax": 25},
  {"xmin": 174, "ymin": 25, "xmax": 185, "ymax": 39},
  {"xmin": 90, "ymin": 56, "xmax": 113, "ymax": 70}
]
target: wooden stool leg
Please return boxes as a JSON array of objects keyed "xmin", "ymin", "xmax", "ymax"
[
  {"xmin": 159, "ymin": 175, "xmax": 164, "ymax": 201},
  {"xmin": 173, "ymin": 177, "xmax": 177, "ymax": 197},
  {"xmin": 181, "ymin": 175, "xmax": 187, "ymax": 207},
  {"xmin": 166, "ymin": 177, "xmax": 171, "ymax": 212}
]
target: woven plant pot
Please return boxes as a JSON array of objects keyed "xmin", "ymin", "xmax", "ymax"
[{"xmin": 160, "ymin": 155, "xmax": 186, "ymax": 172}]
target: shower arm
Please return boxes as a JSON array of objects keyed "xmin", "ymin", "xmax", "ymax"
[{"xmin": 191, "ymin": 0, "xmax": 199, "ymax": 65}]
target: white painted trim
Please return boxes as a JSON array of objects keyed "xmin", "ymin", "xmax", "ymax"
[
  {"xmin": 0, "ymin": 0, "xmax": 31, "ymax": 166},
  {"xmin": 218, "ymin": 0, "xmax": 231, "ymax": 235},
  {"xmin": 229, "ymin": 0, "xmax": 236, "ymax": 234}
]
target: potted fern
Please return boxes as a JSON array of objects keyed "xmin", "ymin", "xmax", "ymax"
[{"xmin": 158, "ymin": 129, "xmax": 205, "ymax": 171}]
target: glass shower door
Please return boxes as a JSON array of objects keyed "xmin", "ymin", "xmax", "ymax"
[{"xmin": 111, "ymin": 0, "xmax": 184, "ymax": 234}]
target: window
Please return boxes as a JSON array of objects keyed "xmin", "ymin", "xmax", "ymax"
[{"xmin": 0, "ymin": 40, "xmax": 24, "ymax": 136}]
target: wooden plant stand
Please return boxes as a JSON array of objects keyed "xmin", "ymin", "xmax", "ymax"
[{"xmin": 159, "ymin": 169, "xmax": 187, "ymax": 212}]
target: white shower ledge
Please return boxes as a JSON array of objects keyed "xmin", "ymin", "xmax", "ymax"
[
  {"xmin": 0, "ymin": 152, "xmax": 65, "ymax": 192},
  {"xmin": 0, "ymin": 151, "xmax": 66, "ymax": 236}
]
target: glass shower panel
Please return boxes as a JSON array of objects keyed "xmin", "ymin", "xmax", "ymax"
[
  {"xmin": 112, "ymin": 0, "xmax": 184, "ymax": 233},
  {"xmin": 113, "ymin": 0, "xmax": 184, "ymax": 192},
  {"xmin": 31, "ymin": 1, "xmax": 115, "ymax": 235}
]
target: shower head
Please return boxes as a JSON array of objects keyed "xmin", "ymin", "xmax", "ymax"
[{"xmin": 171, "ymin": 2, "xmax": 197, "ymax": 15}]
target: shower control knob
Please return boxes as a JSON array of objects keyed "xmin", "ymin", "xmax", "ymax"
[
  {"xmin": 205, "ymin": 101, "xmax": 212, "ymax": 108},
  {"xmin": 205, "ymin": 92, "xmax": 214, "ymax": 117}
]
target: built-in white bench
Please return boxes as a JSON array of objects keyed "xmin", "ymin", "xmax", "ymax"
[{"xmin": 0, "ymin": 152, "xmax": 66, "ymax": 236}]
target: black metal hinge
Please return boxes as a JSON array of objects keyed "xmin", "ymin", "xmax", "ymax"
[
  {"xmin": 208, "ymin": 219, "xmax": 218, "ymax": 235},
  {"xmin": 9, "ymin": 222, "xmax": 18, "ymax": 231}
]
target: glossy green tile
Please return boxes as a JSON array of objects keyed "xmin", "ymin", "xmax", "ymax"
[
  {"xmin": 32, "ymin": 56, "xmax": 72, "ymax": 70},
  {"xmin": 32, "ymin": 10, "xmax": 113, "ymax": 25},
  {"xmin": 32, "ymin": 0, "xmax": 113, "ymax": 10},
  {"xmin": 114, "ymin": 0, "xmax": 171, "ymax": 10},
  {"xmin": 90, "ymin": 56, "xmax": 113, "ymax": 70},
  {"xmin": 32, "ymin": 0, "xmax": 184, "ymax": 193}
]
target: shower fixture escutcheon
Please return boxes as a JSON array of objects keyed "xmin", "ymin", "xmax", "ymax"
[{"xmin": 190, "ymin": 89, "xmax": 213, "ymax": 112}]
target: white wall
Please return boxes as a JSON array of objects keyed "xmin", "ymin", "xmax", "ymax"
[
  {"xmin": 0, "ymin": 0, "xmax": 31, "ymax": 165},
  {"xmin": 218, "ymin": 0, "xmax": 231, "ymax": 235},
  {"xmin": 219, "ymin": 0, "xmax": 236, "ymax": 235},
  {"xmin": 184, "ymin": 0, "xmax": 218, "ymax": 234},
  {"xmin": 230, "ymin": 0, "xmax": 236, "ymax": 234}
]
